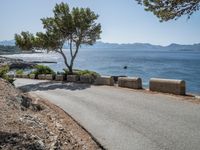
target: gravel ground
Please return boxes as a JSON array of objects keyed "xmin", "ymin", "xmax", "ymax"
[{"xmin": 0, "ymin": 78, "xmax": 102, "ymax": 150}]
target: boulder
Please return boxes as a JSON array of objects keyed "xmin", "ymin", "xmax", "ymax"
[{"xmin": 118, "ymin": 77, "xmax": 142, "ymax": 89}]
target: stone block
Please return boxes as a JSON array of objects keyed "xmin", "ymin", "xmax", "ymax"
[
  {"xmin": 149, "ymin": 78, "xmax": 186, "ymax": 95},
  {"xmin": 22, "ymin": 74, "xmax": 29, "ymax": 78},
  {"xmin": 38, "ymin": 74, "xmax": 46, "ymax": 80},
  {"xmin": 118, "ymin": 77, "xmax": 142, "ymax": 89},
  {"xmin": 29, "ymin": 74, "xmax": 36, "ymax": 79},
  {"xmin": 55, "ymin": 74, "xmax": 65, "ymax": 81},
  {"xmin": 8, "ymin": 74, "xmax": 15, "ymax": 78},
  {"xmin": 67, "ymin": 75, "xmax": 79, "ymax": 82},
  {"xmin": 80, "ymin": 75, "xmax": 94, "ymax": 83},
  {"xmin": 94, "ymin": 76, "xmax": 114, "ymax": 86},
  {"xmin": 45, "ymin": 74, "xmax": 54, "ymax": 80},
  {"xmin": 15, "ymin": 74, "xmax": 23, "ymax": 78}
]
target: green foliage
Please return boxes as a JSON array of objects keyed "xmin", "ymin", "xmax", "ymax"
[
  {"xmin": 15, "ymin": 31, "xmax": 35, "ymax": 51},
  {"xmin": 14, "ymin": 2, "xmax": 101, "ymax": 74},
  {"xmin": 63, "ymin": 68, "xmax": 99, "ymax": 78},
  {"xmin": 0, "ymin": 65, "xmax": 9, "ymax": 77},
  {"xmin": 31, "ymin": 65, "xmax": 55, "ymax": 76},
  {"xmin": 136, "ymin": 0, "xmax": 200, "ymax": 21},
  {"xmin": 16, "ymin": 69, "xmax": 24, "ymax": 75},
  {"xmin": 76, "ymin": 70, "xmax": 100, "ymax": 78},
  {"xmin": 0, "ymin": 65, "xmax": 15, "ymax": 84}
]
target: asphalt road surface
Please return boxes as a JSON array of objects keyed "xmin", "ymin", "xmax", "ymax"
[{"xmin": 15, "ymin": 79, "xmax": 200, "ymax": 150}]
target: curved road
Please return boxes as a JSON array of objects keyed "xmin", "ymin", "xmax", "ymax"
[{"xmin": 15, "ymin": 79, "xmax": 200, "ymax": 150}]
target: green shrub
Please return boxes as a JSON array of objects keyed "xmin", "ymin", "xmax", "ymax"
[
  {"xmin": 77, "ymin": 70, "xmax": 100, "ymax": 78},
  {"xmin": 0, "ymin": 65, "xmax": 9, "ymax": 77},
  {"xmin": 63, "ymin": 68, "xmax": 99, "ymax": 78},
  {"xmin": 31, "ymin": 65, "xmax": 55, "ymax": 76},
  {"xmin": 0, "ymin": 65, "xmax": 15, "ymax": 85},
  {"xmin": 16, "ymin": 69, "xmax": 24, "ymax": 75}
]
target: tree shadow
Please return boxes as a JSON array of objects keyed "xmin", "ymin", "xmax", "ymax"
[{"xmin": 17, "ymin": 81, "xmax": 91, "ymax": 92}]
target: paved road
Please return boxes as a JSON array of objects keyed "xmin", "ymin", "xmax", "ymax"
[{"xmin": 15, "ymin": 79, "xmax": 200, "ymax": 150}]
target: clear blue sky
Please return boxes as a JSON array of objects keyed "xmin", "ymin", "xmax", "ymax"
[{"xmin": 0, "ymin": 0, "xmax": 200, "ymax": 46}]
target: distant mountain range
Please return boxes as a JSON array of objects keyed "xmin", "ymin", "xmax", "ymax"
[
  {"xmin": 0, "ymin": 40, "xmax": 15, "ymax": 46},
  {"xmin": 0, "ymin": 40, "xmax": 200, "ymax": 51}
]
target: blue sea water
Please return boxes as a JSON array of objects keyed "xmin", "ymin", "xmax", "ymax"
[{"xmin": 4, "ymin": 48, "xmax": 200, "ymax": 94}]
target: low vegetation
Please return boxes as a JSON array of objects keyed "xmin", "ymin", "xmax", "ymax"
[
  {"xmin": 16, "ymin": 69, "xmax": 24, "ymax": 75},
  {"xmin": 30, "ymin": 65, "xmax": 55, "ymax": 76},
  {"xmin": 0, "ymin": 65, "xmax": 15, "ymax": 84},
  {"xmin": 63, "ymin": 68, "xmax": 99, "ymax": 78}
]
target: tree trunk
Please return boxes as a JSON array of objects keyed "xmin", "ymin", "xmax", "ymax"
[
  {"xmin": 58, "ymin": 49, "xmax": 73, "ymax": 74},
  {"xmin": 68, "ymin": 66, "xmax": 73, "ymax": 75}
]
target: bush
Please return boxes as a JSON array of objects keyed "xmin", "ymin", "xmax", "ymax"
[
  {"xmin": 31, "ymin": 65, "xmax": 55, "ymax": 76},
  {"xmin": 63, "ymin": 68, "xmax": 99, "ymax": 78},
  {"xmin": 0, "ymin": 65, "xmax": 15, "ymax": 84},
  {"xmin": 16, "ymin": 69, "xmax": 24, "ymax": 75},
  {"xmin": 0, "ymin": 65, "xmax": 9, "ymax": 77}
]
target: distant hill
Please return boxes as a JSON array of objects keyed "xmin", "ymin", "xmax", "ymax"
[
  {"xmin": 1, "ymin": 40, "xmax": 200, "ymax": 51},
  {"xmin": 0, "ymin": 45, "xmax": 21, "ymax": 55},
  {"xmin": 81, "ymin": 41, "xmax": 200, "ymax": 51},
  {"xmin": 0, "ymin": 40, "xmax": 15, "ymax": 46}
]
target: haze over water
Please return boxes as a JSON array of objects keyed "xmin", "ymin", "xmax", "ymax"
[{"xmin": 4, "ymin": 48, "xmax": 200, "ymax": 94}]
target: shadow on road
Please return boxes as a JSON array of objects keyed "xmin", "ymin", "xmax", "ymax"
[{"xmin": 17, "ymin": 81, "xmax": 91, "ymax": 92}]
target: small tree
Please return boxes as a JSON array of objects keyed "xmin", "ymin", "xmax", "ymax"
[
  {"xmin": 136, "ymin": 0, "xmax": 200, "ymax": 21},
  {"xmin": 15, "ymin": 2, "xmax": 101, "ymax": 74}
]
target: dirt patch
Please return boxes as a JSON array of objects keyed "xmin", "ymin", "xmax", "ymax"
[{"xmin": 0, "ymin": 78, "xmax": 102, "ymax": 150}]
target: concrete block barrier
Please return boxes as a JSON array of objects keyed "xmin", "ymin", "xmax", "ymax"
[
  {"xmin": 80, "ymin": 75, "xmax": 94, "ymax": 83},
  {"xmin": 22, "ymin": 74, "xmax": 29, "ymax": 78},
  {"xmin": 94, "ymin": 76, "xmax": 114, "ymax": 86},
  {"xmin": 45, "ymin": 74, "xmax": 54, "ymax": 80},
  {"xmin": 67, "ymin": 75, "xmax": 79, "ymax": 82},
  {"xmin": 15, "ymin": 74, "xmax": 23, "ymax": 78},
  {"xmin": 55, "ymin": 74, "xmax": 66, "ymax": 81},
  {"xmin": 38, "ymin": 74, "xmax": 46, "ymax": 80},
  {"xmin": 118, "ymin": 77, "xmax": 142, "ymax": 89},
  {"xmin": 111, "ymin": 75, "xmax": 127, "ymax": 83},
  {"xmin": 8, "ymin": 74, "xmax": 15, "ymax": 78},
  {"xmin": 149, "ymin": 78, "xmax": 186, "ymax": 95},
  {"xmin": 29, "ymin": 74, "xmax": 36, "ymax": 79}
]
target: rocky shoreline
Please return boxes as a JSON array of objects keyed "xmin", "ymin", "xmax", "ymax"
[
  {"xmin": 0, "ymin": 56, "xmax": 56, "ymax": 69},
  {"xmin": 0, "ymin": 56, "xmax": 35, "ymax": 69}
]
